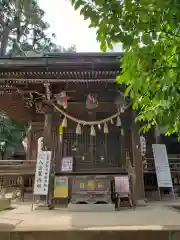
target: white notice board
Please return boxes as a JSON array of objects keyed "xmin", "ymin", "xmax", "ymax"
[
  {"xmin": 33, "ymin": 151, "xmax": 52, "ymax": 195},
  {"xmin": 152, "ymin": 144, "xmax": 173, "ymax": 188}
]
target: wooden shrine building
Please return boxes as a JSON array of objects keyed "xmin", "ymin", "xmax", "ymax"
[{"xmin": 0, "ymin": 53, "xmax": 145, "ymax": 207}]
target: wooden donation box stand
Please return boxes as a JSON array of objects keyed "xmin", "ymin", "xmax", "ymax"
[
  {"xmin": 56, "ymin": 156, "xmax": 112, "ymax": 204},
  {"xmin": 71, "ymin": 175, "xmax": 112, "ymax": 204}
]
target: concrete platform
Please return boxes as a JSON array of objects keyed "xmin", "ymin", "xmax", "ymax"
[
  {"xmin": 0, "ymin": 199, "xmax": 11, "ymax": 211},
  {"xmin": 68, "ymin": 203, "xmax": 115, "ymax": 212},
  {"xmin": 0, "ymin": 200, "xmax": 180, "ymax": 233}
]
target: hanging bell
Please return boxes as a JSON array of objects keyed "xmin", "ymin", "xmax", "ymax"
[
  {"xmin": 62, "ymin": 117, "xmax": 67, "ymax": 128},
  {"xmin": 116, "ymin": 116, "xmax": 122, "ymax": 127},
  {"xmin": 111, "ymin": 119, "xmax": 114, "ymax": 124},
  {"xmin": 76, "ymin": 123, "xmax": 82, "ymax": 135},
  {"xmin": 120, "ymin": 105, "xmax": 125, "ymax": 113},
  {"xmin": 98, "ymin": 124, "xmax": 101, "ymax": 130},
  {"xmin": 90, "ymin": 125, "xmax": 96, "ymax": 136},
  {"xmin": 104, "ymin": 123, "xmax": 109, "ymax": 134}
]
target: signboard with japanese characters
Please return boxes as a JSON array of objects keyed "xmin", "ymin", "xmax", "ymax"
[
  {"xmin": 33, "ymin": 151, "xmax": 52, "ymax": 195},
  {"xmin": 53, "ymin": 176, "xmax": 68, "ymax": 198},
  {"xmin": 61, "ymin": 156, "xmax": 73, "ymax": 172},
  {"xmin": 152, "ymin": 144, "xmax": 173, "ymax": 188}
]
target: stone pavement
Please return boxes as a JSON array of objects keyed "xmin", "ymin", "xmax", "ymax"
[
  {"xmin": 0, "ymin": 201, "xmax": 180, "ymax": 232},
  {"xmin": 0, "ymin": 201, "xmax": 180, "ymax": 240}
]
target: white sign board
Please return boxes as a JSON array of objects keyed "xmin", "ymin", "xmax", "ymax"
[
  {"xmin": 152, "ymin": 144, "xmax": 173, "ymax": 188},
  {"xmin": 33, "ymin": 151, "xmax": 52, "ymax": 195},
  {"xmin": 61, "ymin": 156, "xmax": 73, "ymax": 172}
]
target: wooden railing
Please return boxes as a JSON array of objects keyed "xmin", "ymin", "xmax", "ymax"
[
  {"xmin": 145, "ymin": 157, "xmax": 180, "ymax": 173},
  {"xmin": 0, "ymin": 160, "xmax": 36, "ymax": 201},
  {"xmin": 0, "ymin": 158, "xmax": 180, "ymax": 201},
  {"xmin": 1, "ymin": 158, "xmax": 180, "ymax": 174},
  {"xmin": 0, "ymin": 160, "xmax": 36, "ymax": 175}
]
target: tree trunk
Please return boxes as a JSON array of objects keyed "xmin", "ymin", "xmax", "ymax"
[
  {"xmin": 0, "ymin": 27, "xmax": 9, "ymax": 56},
  {"xmin": 0, "ymin": 151, "xmax": 5, "ymax": 160}
]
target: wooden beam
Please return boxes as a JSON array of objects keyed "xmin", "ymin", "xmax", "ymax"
[
  {"xmin": 42, "ymin": 106, "xmax": 54, "ymax": 207},
  {"xmin": 43, "ymin": 106, "xmax": 53, "ymax": 150},
  {"xmin": 131, "ymin": 111, "xmax": 146, "ymax": 206}
]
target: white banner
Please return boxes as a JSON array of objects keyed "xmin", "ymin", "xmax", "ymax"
[
  {"xmin": 152, "ymin": 144, "xmax": 173, "ymax": 188},
  {"xmin": 33, "ymin": 151, "xmax": 52, "ymax": 195}
]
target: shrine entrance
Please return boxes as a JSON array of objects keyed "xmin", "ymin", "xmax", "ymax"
[
  {"xmin": 62, "ymin": 126, "xmax": 123, "ymax": 172},
  {"xmin": 0, "ymin": 53, "xmax": 145, "ymax": 208}
]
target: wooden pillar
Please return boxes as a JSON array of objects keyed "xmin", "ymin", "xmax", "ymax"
[
  {"xmin": 121, "ymin": 126, "xmax": 126, "ymax": 169},
  {"xmin": 20, "ymin": 175, "xmax": 25, "ymax": 202},
  {"xmin": 43, "ymin": 106, "xmax": 53, "ymax": 150},
  {"xmin": 146, "ymin": 129, "xmax": 156, "ymax": 157},
  {"xmin": 131, "ymin": 112, "xmax": 146, "ymax": 205},
  {"xmin": 55, "ymin": 123, "xmax": 63, "ymax": 174},
  {"xmin": 154, "ymin": 127, "xmax": 161, "ymax": 144},
  {"xmin": 26, "ymin": 124, "xmax": 32, "ymax": 161},
  {"xmin": 43, "ymin": 105, "xmax": 54, "ymax": 207}
]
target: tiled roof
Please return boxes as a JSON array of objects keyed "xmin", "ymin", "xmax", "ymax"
[{"xmin": 0, "ymin": 52, "xmax": 121, "ymax": 83}]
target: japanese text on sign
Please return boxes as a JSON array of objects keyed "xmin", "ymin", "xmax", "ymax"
[
  {"xmin": 33, "ymin": 151, "xmax": 51, "ymax": 195},
  {"xmin": 152, "ymin": 144, "xmax": 173, "ymax": 188},
  {"xmin": 61, "ymin": 157, "xmax": 73, "ymax": 172}
]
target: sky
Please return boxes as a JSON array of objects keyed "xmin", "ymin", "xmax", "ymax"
[{"xmin": 39, "ymin": 0, "xmax": 101, "ymax": 52}]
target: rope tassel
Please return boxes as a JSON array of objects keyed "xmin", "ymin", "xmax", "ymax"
[
  {"xmin": 90, "ymin": 125, "xmax": 96, "ymax": 136},
  {"xmin": 76, "ymin": 123, "xmax": 82, "ymax": 135},
  {"xmin": 121, "ymin": 128, "xmax": 124, "ymax": 136},
  {"xmin": 62, "ymin": 117, "xmax": 67, "ymax": 128},
  {"xmin": 104, "ymin": 123, "xmax": 108, "ymax": 134},
  {"xmin": 116, "ymin": 116, "xmax": 122, "ymax": 127}
]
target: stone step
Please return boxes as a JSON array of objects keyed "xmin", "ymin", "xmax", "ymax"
[{"xmin": 68, "ymin": 203, "xmax": 115, "ymax": 212}]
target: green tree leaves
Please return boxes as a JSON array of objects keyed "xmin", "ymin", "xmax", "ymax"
[
  {"xmin": 0, "ymin": 0, "xmax": 76, "ymax": 56},
  {"xmin": 0, "ymin": 114, "xmax": 24, "ymax": 159},
  {"xmin": 74, "ymin": 0, "xmax": 86, "ymax": 10},
  {"xmin": 71, "ymin": 0, "xmax": 180, "ymax": 137},
  {"xmin": 94, "ymin": 0, "xmax": 105, "ymax": 5},
  {"xmin": 141, "ymin": 33, "xmax": 152, "ymax": 45}
]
